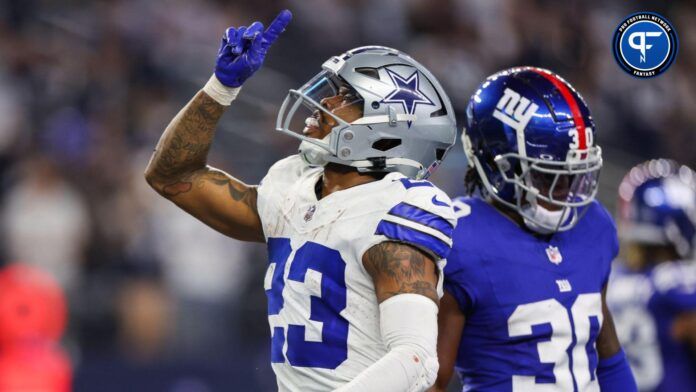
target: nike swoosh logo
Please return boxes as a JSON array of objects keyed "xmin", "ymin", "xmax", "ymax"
[{"xmin": 431, "ymin": 195, "xmax": 450, "ymax": 207}]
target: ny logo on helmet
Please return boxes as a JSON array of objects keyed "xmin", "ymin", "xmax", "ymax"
[{"xmin": 493, "ymin": 88, "xmax": 539, "ymax": 133}]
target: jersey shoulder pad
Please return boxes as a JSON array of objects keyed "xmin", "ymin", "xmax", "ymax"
[
  {"xmin": 257, "ymin": 155, "xmax": 318, "ymax": 233},
  {"xmin": 448, "ymin": 196, "xmax": 494, "ymax": 245},
  {"xmin": 259, "ymin": 154, "xmax": 310, "ymax": 189},
  {"xmin": 442, "ymin": 197, "xmax": 488, "ymax": 312},
  {"xmin": 572, "ymin": 201, "xmax": 618, "ymax": 285},
  {"xmin": 587, "ymin": 200, "xmax": 617, "ymax": 229},
  {"xmin": 584, "ymin": 200, "xmax": 619, "ymax": 259},
  {"xmin": 444, "ymin": 197, "xmax": 490, "ymax": 279},
  {"xmin": 371, "ymin": 178, "xmax": 456, "ymax": 260},
  {"xmin": 451, "ymin": 196, "xmax": 485, "ymax": 220}
]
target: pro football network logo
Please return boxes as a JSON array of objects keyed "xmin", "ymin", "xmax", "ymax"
[{"xmin": 612, "ymin": 12, "xmax": 678, "ymax": 78}]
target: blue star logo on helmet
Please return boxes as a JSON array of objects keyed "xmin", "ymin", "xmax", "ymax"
[{"xmin": 382, "ymin": 69, "xmax": 434, "ymax": 125}]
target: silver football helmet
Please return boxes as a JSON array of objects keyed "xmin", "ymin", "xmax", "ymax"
[{"xmin": 276, "ymin": 46, "xmax": 456, "ymax": 179}]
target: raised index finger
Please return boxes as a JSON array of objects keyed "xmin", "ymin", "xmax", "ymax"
[{"xmin": 263, "ymin": 9, "xmax": 292, "ymax": 44}]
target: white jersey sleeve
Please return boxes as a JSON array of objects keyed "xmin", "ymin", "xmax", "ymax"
[
  {"xmin": 356, "ymin": 178, "xmax": 457, "ymax": 299},
  {"xmin": 358, "ymin": 178, "xmax": 457, "ymax": 262}
]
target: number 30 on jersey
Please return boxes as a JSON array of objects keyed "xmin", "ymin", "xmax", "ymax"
[{"xmin": 508, "ymin": 293, "xmax": 603, "ymax": 391}]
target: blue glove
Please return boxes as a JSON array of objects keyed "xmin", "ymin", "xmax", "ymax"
[{"xmin": 215, "ymin": 10, "xmax": 292, "ymax": 87}]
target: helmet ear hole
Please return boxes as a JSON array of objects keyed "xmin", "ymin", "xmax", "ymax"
[
  {"xmin": 435, "ymin": 148, "xmax": 447, "ymax": 161},
  {"xmin": 430, "ymin": 108, "xmax": 447, "ymax": 118},
  {"xmin": 355, "ymin": 67, "xmax": 380, "ymax": 79},
  {"xmin": 372, "ymin": 138, "xmax": 402, "ymax": 151}
]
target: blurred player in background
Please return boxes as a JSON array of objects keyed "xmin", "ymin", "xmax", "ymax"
[
  {"xmin": 144, "ymin": 9, "xmax": 459, "ymax": 392},
  {"xmin": 607, "ymin": 159, "xmax": 696, "ymax": 392},
  {"xmin": 432, "ymin": 67, "xmax": 637, "ymax": 391}
]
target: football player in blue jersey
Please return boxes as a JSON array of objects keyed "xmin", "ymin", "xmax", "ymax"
[
  {"xmin": 430, "ymin": 67, "xmax": 637, "ymax": 391},
  {"xmin": 607, "ymin": 159, "xmax": 696, "ymax": 392},
  {"xmin": 145, "ymin": 10, "xmax": 461, "ymax": 391}
]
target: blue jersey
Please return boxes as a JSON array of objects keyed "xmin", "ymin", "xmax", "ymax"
[
  {"xmin": 607, "ymin": 262, "xmax": 696, "ymax": 392},
  {"xmin": 444, "ymin": 197, "xmax": 618, "ymax": 391}
]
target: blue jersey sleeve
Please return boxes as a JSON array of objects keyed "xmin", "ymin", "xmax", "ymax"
[
  {"xmin": 442, "ymin": 197, "xmax": 484, "ymax": 314},
  {"xmin": 444, "ymin": 244, "xmax": 477, "ymax": 313}
]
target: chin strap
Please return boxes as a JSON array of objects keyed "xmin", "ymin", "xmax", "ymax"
[
  {"xmin": 521, "ymin": 204, "xmax": 567, "ymax": 234},
  {"xmin": 347, "ymin": 157, "xmax": 423, "ymax": 171},
  {"xmin": 298, "ymin": 136, "xmax": 332, "ymax": 167}
]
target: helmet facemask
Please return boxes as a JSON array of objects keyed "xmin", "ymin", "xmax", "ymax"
[
  {"xmin": 513, "ymin": 146, "xmax": 602, "ymax": 232},
  {"xmin": 276, "ymin": 71, "xmax": 365, "ymax": 166},
  {"xmin": 464, "ymin": 132, "xmax": 603, "ymax": 233}
]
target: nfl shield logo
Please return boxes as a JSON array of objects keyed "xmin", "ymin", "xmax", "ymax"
[
  {"xmin": 304, "ymin": 205, "xmax": 316, "ymax": 222},
  {"xmin": 546, "ymin": 245, "xmax": 563, "ymax": 265}
]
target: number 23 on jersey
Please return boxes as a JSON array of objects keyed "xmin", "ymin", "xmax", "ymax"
[{"xmin": 265, "ymin": 238, "xmax": 349, "ymax": 369}]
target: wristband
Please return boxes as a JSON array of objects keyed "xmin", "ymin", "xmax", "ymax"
[{"xmin": 202, "ymin": 74, "xmax": 241, "ymax": 106}]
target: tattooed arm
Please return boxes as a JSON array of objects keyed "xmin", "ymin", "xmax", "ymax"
[
  {"xmin": 144, "ymin": 91, "xmax": 264, "ymax": 242},
  {"xmin": 144, "ymin": 12, "xmax": 292, "ymax": 242},
  {"xmin": 363, "ymin": 241, "xmax": 439, "ymax": 304},
  {"xmin": 335, "ymin": 243, "xmax": 440, "ymax": 391}
]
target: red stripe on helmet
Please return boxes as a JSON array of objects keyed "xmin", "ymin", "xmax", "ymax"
[{"xmin": 530, "ymin": 68, "xmax": 587, "ymax": 150}]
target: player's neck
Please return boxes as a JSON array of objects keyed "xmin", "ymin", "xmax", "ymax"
[{"xmin": 318, "ymin": 163, "xmax": 380, "ymax": 199}]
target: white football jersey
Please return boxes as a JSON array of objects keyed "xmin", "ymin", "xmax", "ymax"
[{"xmin": 256, "ymin": 155, "xmax": 456, "ymax": 391}]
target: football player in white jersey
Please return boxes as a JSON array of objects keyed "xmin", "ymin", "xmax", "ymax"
[{"xmin": 144, "ymin": 10, "xmax": 458, "ymax": 392}]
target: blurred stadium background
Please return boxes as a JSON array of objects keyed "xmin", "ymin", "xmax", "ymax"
[{"xmin": 0, "ymin": 0, "xmax": 693, "ymax": 390}]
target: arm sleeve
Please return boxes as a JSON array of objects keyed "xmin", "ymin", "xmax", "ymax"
[
  {"xmin": 334, "ymin": 294, "xmax": 439, "ymax": 392},
  {"xmin": 596, "ymin": 349, "xmax": 638, "ymax": 392}
]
